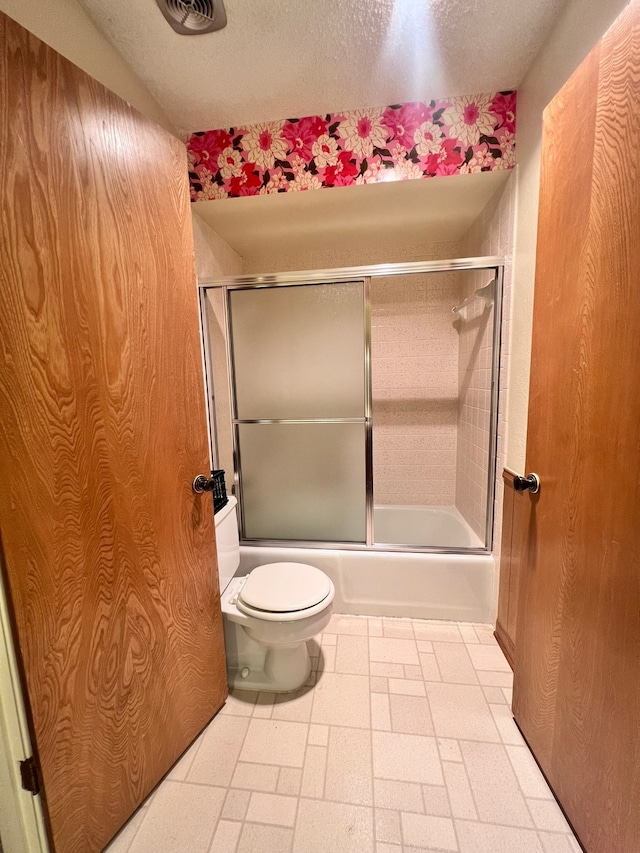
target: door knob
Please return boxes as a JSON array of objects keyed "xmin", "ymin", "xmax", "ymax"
[
  {"xmin": 192, "ymin": 474, "xmax": 216, "ymax": 494},
  {"xmin": 513, "ymin": 472, "xmax": 540, "ymax": 494}
]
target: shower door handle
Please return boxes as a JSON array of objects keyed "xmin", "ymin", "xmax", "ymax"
[{"xmin": 513, "ymin": 472, "xmax": 540, "ymax": 494}]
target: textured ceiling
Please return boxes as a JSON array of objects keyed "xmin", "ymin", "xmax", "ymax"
[{"xmin": 77, "ymin": 0, "xmax": 566, "ymax": 135}]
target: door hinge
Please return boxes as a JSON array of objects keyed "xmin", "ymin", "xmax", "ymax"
[{"xmin": 20, "ymin": 756, "xmax": 41, "ymax": 795}]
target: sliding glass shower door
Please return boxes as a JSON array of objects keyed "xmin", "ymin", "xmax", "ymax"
[{"xmin": 228, "ymin": 281, "xmax": 368, "ymax": 542}]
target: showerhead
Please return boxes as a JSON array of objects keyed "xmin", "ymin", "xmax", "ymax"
[{"xmin": 475, "ymin": 279, "xmax": 495, "ymax": 305}]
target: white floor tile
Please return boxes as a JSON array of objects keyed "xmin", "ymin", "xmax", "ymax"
[
  {"xmin": 528, "ymin": 798, "xmax": 572, "ymax": 833},
  {"xmin": 422, "ymin": 784, "xmax": 452, "ymax": 817},
  {"xmin": 433, "ymin": 642, "xmax": 479, "ymax": 684},
  {"xmin": 128, "ymin": 781, "xmax": 224, "ymax": 853},
  {"xmin": 539, "ymin": 831, "xmax": 577, "ymax": 852},
  {"xmin": 400, "ymin": 812, "xmax": 458, "ymax": 850},
  {"xmin": 108, "ymin": 616, "xmax": 579, "ymax": 853},
  {"xmin": 372, "ymin": 691, "xmax": 392, "ymax": 731},
  {"xmin": 467, "ymin": 644, "xmax": 511, "ymax": 672},
  {"xmin": 237, "ymin": 823, "xmax": 294, "ymax": 853},
  {"xmin": 373, "ymin": 731, "xmax": 443, "ymax": 785},
  {"xmin": 375, "ymin": 808, "xmax": 402, "ymax": 843},
  {"xmin": 325, "ymin": 726, "xmax": 373, "ymax": 805},
  {"xmin": 389, "ymin": 693, "xmax": 434, "ymax": 736},
  {"xmin": 277, "ymin": 767, "xmax": 303, "ymax": 796},
  {"xmin": 222, "ymin": 788, "xmax": 250, "ymax": 820},
  {"xmin": 188, "ymin": 716, "xmax": 249, "ymax": 786},
  {"xmin": 293, "ymin": 799, "xmax": 374, "ymax": 853},
  {"xmin": 427, "ymin": 683, "xmax": 501, "ymax": 742},
  {"xmin": 370, "ymin": 637, "xmax": 420, "ymax": 665},
  {"xmin": 443, "ymin": 760, "xmax": 477, "ymax": 820},
  {"xmin": 240, "ymin": 719, "xmax": 308, "ymax": 767},
  {"xmin": 412, "ymin": 622, "xmax": 463, "ymax": 643},
  {"xmin": 506, "ymin": 745, "xmax": 554, "ymax": 800},
  {"xmin": 300, "ymin": 744, "xmax": 326, "ymax": 798},
  {"xmin": 336, "ymin": 634, "xmax": 370, "ymax": 675},
  {"xmin": 208, "ymin": 819, "xmax": 242, "ymax": 853},
  {"xmin": 245, "ymin": 792, "xmax": 298, "ymax": 826},
  {"xmin": 461, "ymin": 740, "xmax": 533, "ymax": 827},
  {"xmin": 374, "ymin": 778, "xmax": 425, "ymax": 813},
  {"xmin": 455, "ymin": 819, "xmax": 544, "ymax": 853},
  {"xmin": 231, "ymin": 761, "xmax": 279, "ymax": 792},
  {"xmin": 311, "ymin": 672, "xmax": 371, "ymax": 728}
]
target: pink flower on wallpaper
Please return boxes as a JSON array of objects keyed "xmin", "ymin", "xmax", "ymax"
[
  {"xmin": 382, "ymin": 102, "xmax": 432, "ymax": 150},
  {"xmin": 392, "ymin": 159, "xmax": 425, "ymax": 181},
  {"xmin": 217, "ymin": 146, "xmax": 243, "ymax": 179},
  {"xmin": 500, "ymin": 131, "xmax": 516, "ymax": 165},
  {"xmin": 282, "ymin": 115, "xmax": 327, "ymax": 160},
  {"xmin": 188, "ymin": 128, "xmax": 232, "ymax": 169},
  {"xmin": 228, "ymin": 163, "xmax": 262, "ymax": 196},
  {"xmin": 414, "ymin": 121, "xmax": 445, "ymax": 157},
  {"xmin": 337, "ymin": 108, "xmax": 387, "ymax": 159},
  {"xmin": 241, "ymin": 121, "xmax": 288, "ymax": 170},
  {"xmin": 424, "ymin": 138, "xmax": 463, "ymax": 175},
  {"xmin": 355, "ymin": 161, "xmax": 389, "ymax": 184},
  {"xmin": 263, "ymin": 167, "xmax": 289, "ymax": 193},
  {"xmin": 442, "ymin": 94, "xmax": 496, "ymax": 147},
  {"xmin": 186, "ymin": 90, "xmax": 516, "ymax": 200},
  {"xmin": 490, "ymin": 91, "xmax": 517, "ymax": 133},
  {"xmin": 312, "ymin": 134, "xmax": 339, "ymax": 167},
  {"xmin": 290, "ymin": 171, "xmax": 323, "ymax": 192},
  {"xmin": 323, "ymin": 151, "xmax": 358, "ymax": 186}
]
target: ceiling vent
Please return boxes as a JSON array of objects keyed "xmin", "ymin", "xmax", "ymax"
[{"xmin": 155, "ymin": 0, "xmax": 227, "ymax": 35}]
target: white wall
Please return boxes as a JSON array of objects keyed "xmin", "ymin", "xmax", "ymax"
[
  {"xmin": 0, "ymin": 0, "xmax": 174, "ymax": 134},
  {"xmin": 507, "ymin": 0, "xmax": 629, "ymax": 469},
  {"xmin": 192, "ymin": 212, "xmax": 243, "ymax": 280}
]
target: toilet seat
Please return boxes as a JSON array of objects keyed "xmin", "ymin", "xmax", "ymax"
[{"xmin": 236, "ymin": 562, "xmax": 334, "ymax": 622}]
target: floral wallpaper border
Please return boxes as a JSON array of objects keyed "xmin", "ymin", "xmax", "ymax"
[{"xmin": 187, "ymin": 91, "xmax": 516, "ymax": 201}]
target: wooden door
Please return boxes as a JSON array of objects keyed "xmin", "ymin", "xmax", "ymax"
[
  {"xmin": 0, "ymin": 13, "xmax": 227, "ymax": 853},
  {"xmin": 512, "ymin": 3, "xmax": 640, "ymax": 852}
]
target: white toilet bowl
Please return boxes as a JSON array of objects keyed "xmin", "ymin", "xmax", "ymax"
[
  {"xmin": 221, "ymin": 565, "xmax": 334, "ymax": 692},
  {"xmin": 214, "ymin": 499, "xmax": 335, "ymax": 692}
]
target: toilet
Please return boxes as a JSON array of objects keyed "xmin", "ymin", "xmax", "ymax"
[{"xmin": 214, "ymin": 497, "xmax": 335, "ymax": 692}]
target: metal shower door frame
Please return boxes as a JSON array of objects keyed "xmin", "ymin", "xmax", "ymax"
[{"xmin": 199, "ymin": 256, "xmax": 504, "ymax": 555}]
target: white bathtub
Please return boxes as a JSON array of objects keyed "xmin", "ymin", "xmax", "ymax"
[
  {"xmin": 373, "ymin": 504, "xmax": 483, "ymax": 548},
  {"xmin": 239, "ymin": 506, "xmax": 495, "ymax": 623}
]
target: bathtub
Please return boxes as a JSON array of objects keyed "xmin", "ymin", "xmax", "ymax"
[
  {"xmin": 239, "ymin": 506, "xmax": 495, "ymax": 623},
  {"xmin": 373, "ymin": 504, "xmax": 483, "ymax": 548}
]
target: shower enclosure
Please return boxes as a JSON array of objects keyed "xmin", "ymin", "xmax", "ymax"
[{"xmin": 200, "ymin": 258, "xmax": 503, "ymax": 555}]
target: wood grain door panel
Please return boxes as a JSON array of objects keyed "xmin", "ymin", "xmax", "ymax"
[
  {"xmin": 0, "ymin": 13, "xmax": 227, "ymax": 852},
  {"xmin": 513, "ymin": 3, "xmax": 640, "ymax": 851}
]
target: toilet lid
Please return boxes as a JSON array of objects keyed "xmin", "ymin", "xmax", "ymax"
[{"xmin": 239, "ymin": 562, "xmax": 332, "ymax": 613}]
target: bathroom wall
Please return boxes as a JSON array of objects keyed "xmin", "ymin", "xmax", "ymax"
[
  {"xmin": 192, "ymin": 213, "xmax": 243, "ymax": 482},
  {"xmin": 371, "ymin": 271, "xmax": 460, "ymax": 507},
  {"xmin": 242, "ymin": 236, "xmax": 460, "ymax": 274}
]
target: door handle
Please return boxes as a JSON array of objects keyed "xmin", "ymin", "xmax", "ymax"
[
  {"xmin": 192, "ymin": 474, "xmax": 216, "ymax": 494},
  {"xmin": 513, "ymin": 472, "xmax": 540, "ymax": 494}
]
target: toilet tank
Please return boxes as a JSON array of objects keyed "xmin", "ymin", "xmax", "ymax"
[{"xmin": 214, "ymin": 496, "xmax": 240, "ymax": 593}]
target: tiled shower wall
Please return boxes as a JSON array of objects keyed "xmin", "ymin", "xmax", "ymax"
[{"xmin": 371, "ymin": 272, "xmax": 460, "ymax": 506}]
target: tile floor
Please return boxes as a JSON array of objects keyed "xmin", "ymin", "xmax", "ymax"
[{"xmin": 106, "ymin": 616, "xmax": 580, "ymax": 853}]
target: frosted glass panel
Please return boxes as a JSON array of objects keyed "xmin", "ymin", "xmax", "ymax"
[
  {"xmin": 230, "ymin": 283, "xmax": 365, "ymax": 419},
  {"xmin": 239, "ymin": 423, "xmax": 366, "ymax": 541}
]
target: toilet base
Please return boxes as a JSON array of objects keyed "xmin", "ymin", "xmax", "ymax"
[{"xmin": 227, "ymin": 640, "xmax": 312, "ymax": 693}]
